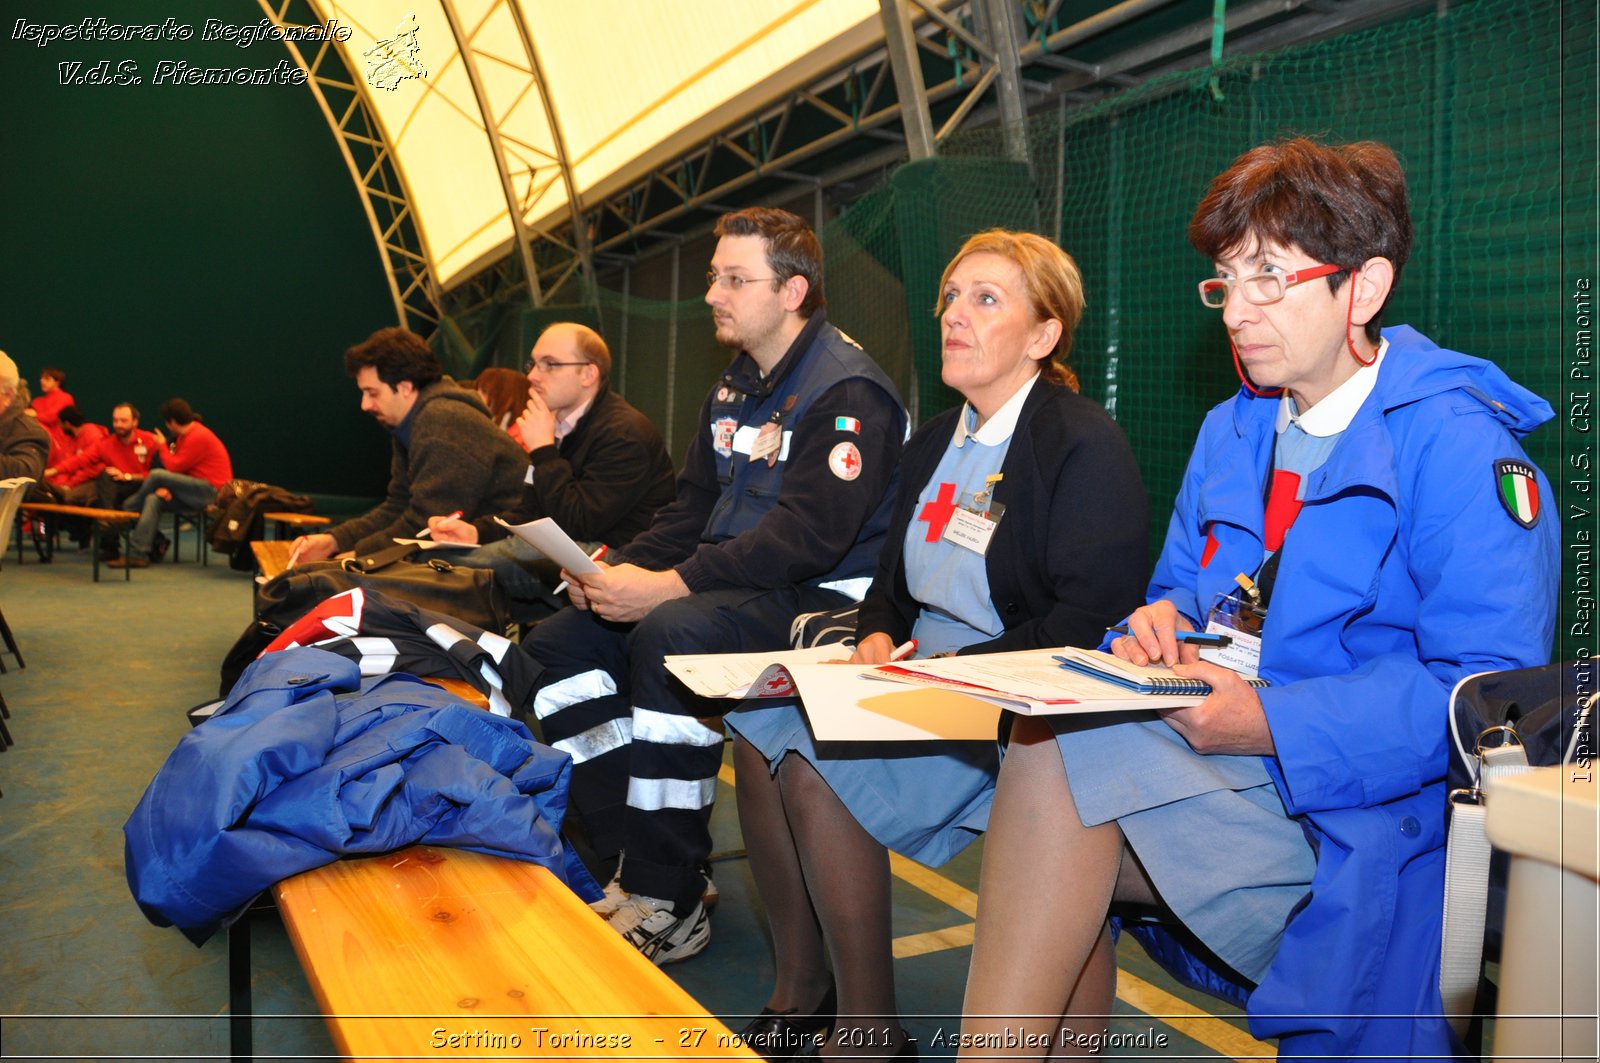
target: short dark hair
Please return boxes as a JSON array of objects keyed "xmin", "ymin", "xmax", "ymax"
[
  {"xmin": 160, "ymin": 398, "xmax": 196, "ymax": 425},
  {"xmin": 714, "ymin": 207, "xmax": 825, "ymax": 317},
  {"xmin": 41, "ymin": 368, "xmax": 65, "ymax": 385},
  {"xmin": 1188, "ymin": 137, "xmax": 1412, "ymax": 343},
  {"xmin": 344, "ymin": 327, "xmax": 444, "ymax": 390},
  {"xmin": 59, "ymin": 404, "xmax": 85, "ymax": 428},
  {"xmin": 114, "ymin": 402, "xmax": 139, "ymax": 422}
]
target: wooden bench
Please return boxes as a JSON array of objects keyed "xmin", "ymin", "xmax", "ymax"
[
  {"xmin": 231, "ymin": 845, "xmax": 758, "ymax": 1061},
  {"xmin": 250, "ymin": 540, "xmax": 294, "ymax": 580},
  {"xmin": 225, "ymin": 676, "xmax": 756, "ymax": 1061},
  {"xmin": 263, "ymin": 511, "xmax": 331, "ymax": 539},
  {"xmin": 17, "ymin": 502, "xmax": 138, "ymax": 581}
]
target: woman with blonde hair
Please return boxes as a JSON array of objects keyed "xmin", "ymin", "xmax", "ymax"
[{"xmin": 726, "ymin": 230, "xmax": 1149, "ymax": 1060}]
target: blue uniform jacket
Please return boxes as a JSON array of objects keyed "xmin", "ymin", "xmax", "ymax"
[
  {"xmin": 125, "ymin": 648, "xmax": 600, "ymax": 944},
  {"xmin": 1128, "ymin": 326, "xmax": 1560, "ymax": 1061},
  {"xmin": 619, "ymin": 311, "xmax": 906, "ymax": 593}
]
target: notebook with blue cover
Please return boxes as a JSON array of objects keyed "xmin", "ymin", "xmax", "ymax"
[{"xmin": 1052, "ymin": 646, "xmax": 1270, "ymax": 695}]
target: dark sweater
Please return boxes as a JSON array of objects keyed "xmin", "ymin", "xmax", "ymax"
[
  {"xmin": 472, "ymin": 387, "xmax": 676, "ymax": 548},
  {"xmin": 331, "ymin": 378, "xmax": 528, "ymax": 555},
  {"xmin": 856, "ymin": 377, "xmax": 1151, "ymax": 655},
  {"xmin": 0, "ymin": 393, "xmax": 50, "ymax": 484}
]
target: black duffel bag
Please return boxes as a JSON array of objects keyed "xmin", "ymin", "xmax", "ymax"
[{"xmin": 219, "ymin": 544, "xmax": 509, "ymax": 695}]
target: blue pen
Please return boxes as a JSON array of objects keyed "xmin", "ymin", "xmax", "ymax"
[{"xmin": 1106, "ymin": 625, "xmax": 1232, "ymax": 648}]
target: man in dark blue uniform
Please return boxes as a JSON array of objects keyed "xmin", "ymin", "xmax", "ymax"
[{"xmin": 523, "ymin": 207, "xmax": 906, "ymax": 963}]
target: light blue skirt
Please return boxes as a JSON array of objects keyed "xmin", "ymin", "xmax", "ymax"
[
  {"xmin": 1051, "ymin": 714, "xmax": 1316, "ymax": 984},
  {"xmin": 724, "ymin": 609, "xmax": 999, "ymax": 867},
  {"xmin": 726, "ymin": 703, "xmax": 997, "ymax": 867}
]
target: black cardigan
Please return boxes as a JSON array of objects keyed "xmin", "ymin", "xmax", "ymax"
[{"xmin": 855, "ymin": 377, "xmax": 1151, "ymax": 655}]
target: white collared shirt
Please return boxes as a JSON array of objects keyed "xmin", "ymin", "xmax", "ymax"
[
  {"xmin": 951, "ymin": 372, "xmax": 1041, "ymax": 449},
  {"xmin": 1275, "ymin": 338, "xmax": 1390, "ymax": 436},
  {"xmin": 554, "ymin": 395, "xmax": 595, "ymax": 443}
]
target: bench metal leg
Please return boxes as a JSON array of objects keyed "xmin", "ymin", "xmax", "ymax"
[
  {"xmin": 229, "ymin": 918, "xmax": 253, "ymax": 1063},
  {"xmin": 0, "ymin": 605, "xmax": 23, "ymax": 670}
]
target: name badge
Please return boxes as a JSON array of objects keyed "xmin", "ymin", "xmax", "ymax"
[
  {"xmin": 748, "ymin": 421, "xmax": 783, "ymax": 464},
  {"xmin": 942, "ymin": 495, "xmax": 1005, "ymax": 556},
  {"xmin": 1198, "ymin": 586, "xmax": 1263, "ymax": 677}
]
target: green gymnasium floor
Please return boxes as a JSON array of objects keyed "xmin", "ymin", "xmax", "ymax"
[{"xmin": 0, "ymin": 542, "xmax": 1268, "ymax": 1060}]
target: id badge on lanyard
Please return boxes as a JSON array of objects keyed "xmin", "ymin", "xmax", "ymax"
[
  {"xmin": 942, "ymin": 474, "xmax": 1005, "ymax": 556},
  {"xmin": 1199, "ymin": 572, "xmax": 1266, "ymax": 678}
]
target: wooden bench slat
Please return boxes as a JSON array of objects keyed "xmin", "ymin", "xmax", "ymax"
[
  {"xmin": 264, "ymin": 511, "xmax": 332, "ymax": 527},
  {"xmin": 274, "ymin": 845, "xmax": 758, "ymax": 1060},
  {"xmin": 21, "ymin": 502, "xmax": 138, "ymax": 522}
]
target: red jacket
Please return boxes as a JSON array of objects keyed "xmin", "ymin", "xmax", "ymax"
[
  {"xmin": 52, "ymin": 428, "xmax": 160, "ymax": 484},
  {"xmin": 164, "ymin": 422, "xmax": 233, "ymax": 488},
  {"xmin": 48, "ymin": 422, "xmax": 110, "ymax": 486},
  {"xmin": 32, "ymin": 388, "xmax": 75, "ymax": 455}
]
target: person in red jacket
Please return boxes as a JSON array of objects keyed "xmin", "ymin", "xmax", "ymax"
[
  {"xmin": 30, "ymin": 367, "xmax": 74, "ymax": 456},
  {"xmin": 46, "ymin": 401, "xmax": 161, "ymax": 558},
  {"xmin": 110, "ymin": 398, "xmax": 233, "ymax": 568},
  {"xmin": 45, "ymin": 406, "xmax": 108, "ymax": 494}
]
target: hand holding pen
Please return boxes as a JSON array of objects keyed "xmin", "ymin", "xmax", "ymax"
[
  {"xmin": 416, "ymin": 510, "xmax": 463, "ymax": 540},
  {"xmin": 1110, "ymin": 601, "xmax": 1214, "ymax": 668},
  {"xmin": 552, "ymin": 544, "xmax": 609, "ymax": 597},
  {"xmin": 1106, "ymin": 625, "xmax": 1232, "ymax": 648}
]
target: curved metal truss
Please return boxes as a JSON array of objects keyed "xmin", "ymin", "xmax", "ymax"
[
  {"xmin": 263, "ymin": 0, "xmax": 1425, "ymax": 328},
  {"xmin": 260, "ymin": 0, "xmax": 443, "ymax": 333}
]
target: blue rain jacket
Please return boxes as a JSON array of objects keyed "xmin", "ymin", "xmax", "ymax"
[
  {"xmin": 125, "ymin": 647, "xmax": 600, "ymax": 944},
  {"xmin": 1127, "ymin": 326, "xmax": 1560, "ymax": 1061}
]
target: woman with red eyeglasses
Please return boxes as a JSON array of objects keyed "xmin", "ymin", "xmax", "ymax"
[{"xmin": 958, "ymin": 138, "xmax": 1559, "ymax": 1060}]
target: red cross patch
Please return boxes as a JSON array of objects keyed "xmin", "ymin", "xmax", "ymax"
[
  {"xmin": 918, "ymin": 482, "xmax": 959, "ymax": 541},
  {"xmin": 829, "ymin": 441, "xmax": 862, "ymax": 481}
]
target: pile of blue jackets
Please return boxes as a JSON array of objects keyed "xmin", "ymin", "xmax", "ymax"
[{"xmin": 125, "ymin": 647, "xmax": 599, "ymax": 944}]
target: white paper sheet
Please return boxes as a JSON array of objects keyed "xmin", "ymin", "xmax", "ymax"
[{"xmin": 492, "ymin": 516, "xmax": 602, "ymax": 574}]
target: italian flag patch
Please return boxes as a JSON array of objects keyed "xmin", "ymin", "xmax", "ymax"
[
  {"xmin": 835, "ymin": 416, "xmax": 861, "ymax": 433},
  {"xmin": 1495, "ymin": 459, "xmax": 1541, "ymax": 529}
]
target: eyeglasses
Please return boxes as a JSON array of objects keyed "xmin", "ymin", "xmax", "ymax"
[
  {"xmin": 525, "ymin": 359, "xmax": 589, "ymax": 374},
  {"xmin": 706, "ymin": 270, "xmax": 779, "ymax": 291},
  {"xmin": 1198, "ymin": 263, "xmax": 1343, "ymax": 308}
]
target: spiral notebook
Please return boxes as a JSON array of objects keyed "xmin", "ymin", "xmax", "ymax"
[{"xmin": 1051, "ymin": 646, "xmax": 1270, "ymax": 695}]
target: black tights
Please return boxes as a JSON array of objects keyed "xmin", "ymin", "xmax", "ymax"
[{"xmin": 734, "ymin": 736, "xmax": 909, "ymax": 1059}]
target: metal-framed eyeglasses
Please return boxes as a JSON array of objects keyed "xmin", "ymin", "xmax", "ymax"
[
  {"xmin": 525, "ymin": 358, "xmax": 589, "ymax": 374},
  {"xmin": 1198, "ymin": 263, "xmax": 1343, "ymax": 308},
  {"xmin": 706, "ymin": 270, "xmax": 779, "ymax": 291}
]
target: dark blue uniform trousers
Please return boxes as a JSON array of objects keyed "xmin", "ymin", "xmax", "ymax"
[{"xmin": 523, "ymin": 584, "xmax": 849, "ymax": 914}]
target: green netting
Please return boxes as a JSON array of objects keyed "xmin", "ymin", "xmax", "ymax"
[{"xmin": 465, "ymin": 0, "xmax": 1596, "ymax": 655}]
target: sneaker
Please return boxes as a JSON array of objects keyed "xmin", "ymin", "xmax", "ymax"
[
  {"xmin": 700, "ymin": 863, "xmax": 720, "ymax": 910},
  {"xmin": 607, "ymin": 895, "xmax": 710, "ymax": 965}
]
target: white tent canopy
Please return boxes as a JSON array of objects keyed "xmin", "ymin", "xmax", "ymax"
[{"xmin": 303, "ymin": 0, "xmax": 884, "ymax": 291}]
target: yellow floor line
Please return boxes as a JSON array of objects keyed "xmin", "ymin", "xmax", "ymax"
[
  {"xmin": 1114, "ymin": 969, "xmax": 1276, "ymax": 1061},
  {"xmin": 717, "ymin": 760, "xmax": 1273, "ymax": 1061},
  {"xmin": 892, "ymin": 921, "xmax": 975, "ymax": 959},
  {"xmin": 887, "ymin": 851, "xmax": 979, "ymax": 917}
]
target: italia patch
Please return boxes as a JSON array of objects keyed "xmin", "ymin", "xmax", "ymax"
[
  {"xmin": 712, "ymin": 417, "xmax": 739, "ymax": 458},
  {"xmin": 828, "ymin": 441, "xmax": 863, "ymax": 481},
  {"xmin": 1494, "ymin": 459, "xmax": 1542, "ymax": 529},
  {"xmin": 835, "ymin": 416, "xmax": 861, "ymax": 434}
]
